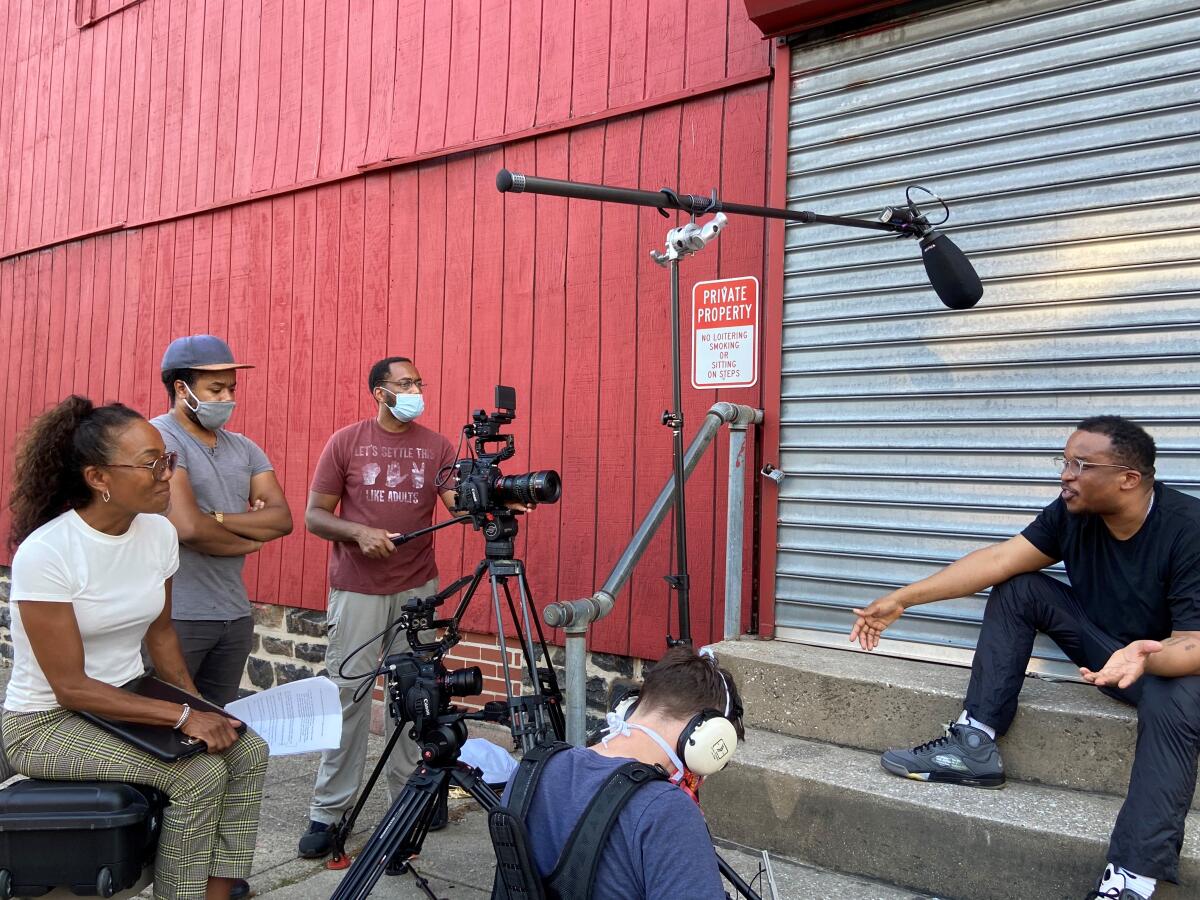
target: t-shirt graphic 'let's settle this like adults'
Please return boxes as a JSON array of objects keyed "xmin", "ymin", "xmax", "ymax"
[{"xmin": 311, "ymin": 419, "xmax": 456, "ymax": 595}]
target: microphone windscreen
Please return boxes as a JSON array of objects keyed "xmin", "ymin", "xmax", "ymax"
[{"xmin": 920, "ymin": 231, "xmax": 983, "ymax": 310}]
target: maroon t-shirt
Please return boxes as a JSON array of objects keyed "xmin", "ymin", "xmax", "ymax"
[{"xmin": 311, "ymin": 419, "xmax": 457, "ymax": 594}]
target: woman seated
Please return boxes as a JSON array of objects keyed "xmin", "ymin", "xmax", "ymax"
[{"xmin": 2, "ymin": 396, "xmax": 268, "ymax": 900}]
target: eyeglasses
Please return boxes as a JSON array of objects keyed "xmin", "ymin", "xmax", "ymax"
[
  {"xmin": 381, "ymin": 379, "xmax": 427, "ymax": 393},
  {"xmin": 104, "ymin": 451, "xmax": 179, "ymax": 482},
  {"xmin": 1052, "ymin": 455, "xmax": 1135, "ymax": 477}
]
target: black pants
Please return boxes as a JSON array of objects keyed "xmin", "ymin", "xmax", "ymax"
[
  {"xmin": 965, "ymin": 572, "xmax": 1200, "ymax": 882},
  {"xmin": 173, "ymin": 616, "xmax": 255, "ymax": 708}
]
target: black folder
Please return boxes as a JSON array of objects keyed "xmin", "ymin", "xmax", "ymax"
[{"xmin": 80, "ymin": 676, "xmax": 246, "ymax": 762}]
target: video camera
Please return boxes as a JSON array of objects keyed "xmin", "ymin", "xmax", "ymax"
[
  {"xmin": 451, "ymin": 386, "xmax": 561, "ymax": 517},
  {"xmin": 382, "ymin": 649, "xmax": 481, "ymax": 759}
]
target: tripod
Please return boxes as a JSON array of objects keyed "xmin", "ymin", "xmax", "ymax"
[
  {"xmin": 326, "ymin": 511, "xmax": 564, "ymax": 900},
  {"xmin": 327, "ymin": 716, "xmax": 502, "ymax": 900}
]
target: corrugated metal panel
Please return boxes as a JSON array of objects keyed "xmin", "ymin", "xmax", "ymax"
[{"xmin": 777, "ymin": 0, "xmax": 1200, "ymax": 661}]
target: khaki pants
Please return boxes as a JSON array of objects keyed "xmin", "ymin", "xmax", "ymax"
[{"xmin": 308, "ymin": 579, "xmax": 438, "ymax": 825}]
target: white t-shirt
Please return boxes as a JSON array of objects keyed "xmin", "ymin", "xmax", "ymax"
[{"xmin": 5, "ymin": 510, "xmax": 180, "ymax": 713}]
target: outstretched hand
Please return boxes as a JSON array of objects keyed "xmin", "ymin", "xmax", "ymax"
[
  {"xmin": 850, "ymin": 596, "xmax": 904, "ymax": 651},
  {"xmin": 1080, "ymin": 640, "xmax": 1163, "ymax": 690}
]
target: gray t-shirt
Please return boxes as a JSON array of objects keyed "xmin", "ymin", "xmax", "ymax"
[{"xmin": 150, "ymin": 412, "xmax": 274, "ymax": 621}]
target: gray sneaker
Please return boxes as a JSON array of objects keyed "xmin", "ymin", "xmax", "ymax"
[{"xmin": 880, "ymin": 723, "xmax": 1005, "ymax": 789}]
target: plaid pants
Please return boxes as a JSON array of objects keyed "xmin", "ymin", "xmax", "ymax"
[{"xmin": 2, "ymin": 708, "xmax": 268, "ymax": 900}]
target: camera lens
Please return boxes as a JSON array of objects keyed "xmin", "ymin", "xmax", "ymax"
[
  {"xmin": 440, "ymin": 666, "xmax": 483, "ymax": 698},
  {"xmin": 494, "ymin": 469, "xmax": 561, "ymax": 505}
]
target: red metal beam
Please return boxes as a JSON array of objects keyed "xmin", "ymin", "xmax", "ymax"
[{"xmin": 741, "ymin": 0, "xmax": 908, "ymax": 38}]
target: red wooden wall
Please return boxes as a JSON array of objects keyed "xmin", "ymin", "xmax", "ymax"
[{"xmin": 0, "ymin": 0, "xmax": 772, "ymax": 660}]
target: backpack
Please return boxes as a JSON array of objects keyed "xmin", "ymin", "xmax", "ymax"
[{"xmin": 489, "ymin": 741, "xmax": 668, "ymax": 900}]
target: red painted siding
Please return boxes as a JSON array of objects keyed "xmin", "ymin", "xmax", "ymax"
[{"xmin": 0, "ymin": 0, "xmax": 772, "ymax": 659}]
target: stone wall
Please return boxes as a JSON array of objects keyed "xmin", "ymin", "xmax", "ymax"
[
  {"xmin": 0, "ymin": 566, "xmax": 647, "ymax": 736},
  {"xmin": 0, "ymin": 569, "xmax": 10, "ymax": 663}
]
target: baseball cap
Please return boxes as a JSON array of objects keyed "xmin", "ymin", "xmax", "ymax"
[{"xmin": 161, "ymin": 335, "xmax": 255, "ymax": 372}]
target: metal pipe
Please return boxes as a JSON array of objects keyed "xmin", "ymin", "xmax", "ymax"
[
  {"xmin": 724, "ymin": 412, "xmax": 757, "ymax": 638},
  {"xmin": 546, "ymin": 402, "xmax": 762, "ymax": 746},
  {"xmin": 546, "ymin": 403, "xmax": 758, "ymax": 630},
  {"xmin": 563, "ymin": 624, "xmax": 588, "ymax": 747}
]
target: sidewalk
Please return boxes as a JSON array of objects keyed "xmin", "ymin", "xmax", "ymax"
[
  {"xmin": 244, "ymin": 725, "xmax": 791, "ymax": 899},
  {"xmin": 0, "ymin": 663, "xmax": 913, "ymax": 899}
]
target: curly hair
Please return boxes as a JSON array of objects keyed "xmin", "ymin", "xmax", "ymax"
[{"xmin": 8, "ymin": 396, "xmax": 144, "ymax": 548}]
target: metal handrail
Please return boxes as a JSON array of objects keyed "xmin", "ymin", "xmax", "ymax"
[{"xmin": 545, "ymin": 402, "xmax": 764, "ymax": 745}]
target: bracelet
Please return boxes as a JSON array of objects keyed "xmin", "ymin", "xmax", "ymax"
[{"xmin": 174, "ymin": 704, "xmax": 191, "ymax": 730}]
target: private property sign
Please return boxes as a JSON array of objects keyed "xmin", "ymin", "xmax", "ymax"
[{"xmin": 691, "ymin": 276, "xmax": 759, "ymax": 389}]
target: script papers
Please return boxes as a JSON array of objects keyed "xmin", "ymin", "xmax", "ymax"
[{"xmin": 226, "ymin": 676, "xmax": 342, "ymax": 756}]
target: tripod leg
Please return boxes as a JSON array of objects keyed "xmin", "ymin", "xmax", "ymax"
[
  {"xmin": 328, "ymin": 718, "xmax": 411, "ymax": 864},
  {"xmin": 488, "ymin": 575, "xmax": 516, "ymax": 698},
  {"xmin": 513, "ymin": 566, "xmax": 563, "ymax": 697},
  {"xmin": 450, "ymin": 765, "xmax": 501, "ymax": 811},
  {"xmin": 717, "ymin": 852, "xmax": 762, "ymax": 900},
  {"xmin": 328, "ymin": 765, "xmax": 449, "ymax": 900}
]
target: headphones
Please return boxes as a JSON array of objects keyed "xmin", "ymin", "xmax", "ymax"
[{"xmin": 610, "ymin": 648, "xmax": 741, "ymax": 777}]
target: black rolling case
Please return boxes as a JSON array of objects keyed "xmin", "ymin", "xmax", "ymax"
[{"xmin": 0, "ymin": 779, "xmax": 165, "ymax": 898}]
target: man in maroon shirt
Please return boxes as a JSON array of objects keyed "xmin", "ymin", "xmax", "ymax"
[{"xmin": 298, "ymin": 356, "xmax": 457, "ymax": 860}]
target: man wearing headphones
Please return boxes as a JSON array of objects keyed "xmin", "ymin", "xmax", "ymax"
[{"xmin": 504, "ymin": 645, "xmax": 744, "ymax": 900}]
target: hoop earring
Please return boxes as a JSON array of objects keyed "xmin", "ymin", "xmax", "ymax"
[{"xmin": 102, "ymin": 489, "xmax": 111, "ymax": 503}]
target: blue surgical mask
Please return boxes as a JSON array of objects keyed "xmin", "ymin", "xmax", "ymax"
[
  {"xmin": 184, "ymin": 383, "xmax": 235, "ymax": 431},
  {"xmin": 382, "ymin": 390, "xmax": 424, "ymax": 423}
]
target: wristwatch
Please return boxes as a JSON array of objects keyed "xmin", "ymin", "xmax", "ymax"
[{"xmin": 212, "ymin": 511, "xmax": 224, "ymax": 524}]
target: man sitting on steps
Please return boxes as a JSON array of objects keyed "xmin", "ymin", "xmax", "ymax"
[{"xmin": 850, "ymin": 415, "xmax": 1200, "ymax": 900}]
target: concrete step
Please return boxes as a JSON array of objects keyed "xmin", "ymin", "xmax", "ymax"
[
  {"xmin": 702, "ymin": 727, "xmax": 1199, "ymax": 900},
  {"xmin": 713, "ymin": 638, "xmax": 1200, "ymax": 807}
]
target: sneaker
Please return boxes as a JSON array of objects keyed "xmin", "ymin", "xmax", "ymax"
[
  {"xmin": 1085, "ymin": 864, "xmax": 1152, "ymax": 900},
  {"xmin": 385, "ymin": 855, "xmax": 411, "ymax": 877},
  {"xmin": 298, "ymin": 820, "xmax": 334, "ymax": 859},
  {"xmin": 385, "ymin": 845, "xmax": 424, "ymax": 876},
  {"xmin": 880, "ymin": 723, "xmax": 1005, "ymax": 788},
  {"xmin": 229, "ymin": 879, "xmax": 252, "ymax": 899}
]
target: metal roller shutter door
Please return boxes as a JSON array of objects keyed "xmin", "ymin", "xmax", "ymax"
[{"xmin": 775, "ymin": 0, "xmax": 1200, "ymax": 668}]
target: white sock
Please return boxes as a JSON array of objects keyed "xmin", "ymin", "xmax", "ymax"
[
  {"xmin": 955, "ymin": 710, "xmax": 996, "ymax": 740},
  {"xmin": 1096, "ymin": 863, "xmax": 1156, "ymax": 898}
]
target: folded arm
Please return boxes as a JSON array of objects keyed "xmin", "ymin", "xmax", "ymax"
[
  {"xmin": 164, "ymin": 467, "xmax": 263, "ymax": 557},
  {"xmin": 219, "ymin": 470, "xmax": 293, "ymax": 542}
]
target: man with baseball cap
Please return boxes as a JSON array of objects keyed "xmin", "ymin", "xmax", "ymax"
[{"xmin": 151, "ymin": 335, "xmax": 293, "ymax": 710}]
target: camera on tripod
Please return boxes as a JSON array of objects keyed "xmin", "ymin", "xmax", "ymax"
[
  {"xmin": 451, "ymin": 385, "xmax": 562, "ymax": 520},
  {"xmin": 383, "ymin": 650, "xmax": 482, "ymax": 761},
  {"xmin": 329, "ymin": 385, "xmax": 567, "ymax": 900}
]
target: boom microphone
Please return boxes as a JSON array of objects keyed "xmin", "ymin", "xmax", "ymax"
[
  {"xmin": 497, "ymin": 169, "xmax": 985, "ymax": 311},
  {"xmin": 919, "ymin": 229, "xmax": 983, "ymax": 310}
]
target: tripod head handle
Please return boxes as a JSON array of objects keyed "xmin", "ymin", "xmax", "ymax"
[{"xmin": 390, "ymin": 515, "xmax": 472, "ymax": 546}]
